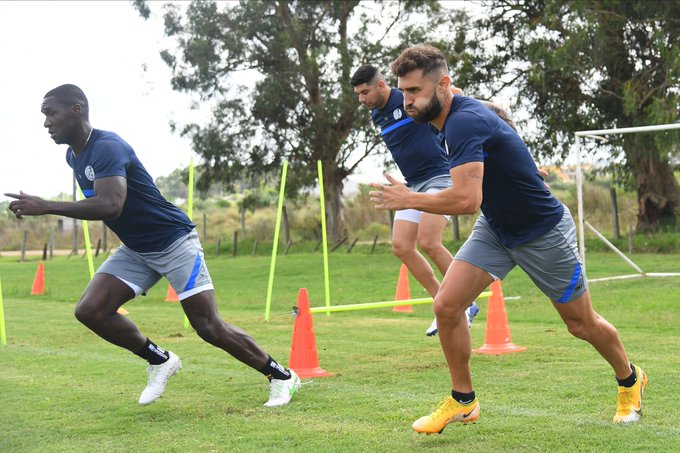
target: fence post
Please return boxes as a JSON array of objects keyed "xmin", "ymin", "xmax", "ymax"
[
  {"xmin": 203, "ymin": 212, "xmax": 207, "ymax": 241},
  {"xmin": 102, "ymin": 222, "xmax": 108, "ymax": 252},
  {"xmin": 370, "ymin": 234, "xmax": 379, "ymax": 255},
  {"xmin": 232, "ymin": 231, "xmax": 238, "ymax": 257},
  {"xmin": 20, "ymin": 230, "xmax": 28, "ymax": 262},
  {"xmin": 216, "ymin": 239, "xmax": 221, "ymax": 257},
  {"xmin": 282, "ymin": 205, "xmax": 290, "ymax": 245},
  {"xmin": 452, "ymin": 215, "xmax": 460, "ymax": 241},
  {"xmin": 610, "ymin": 187, "xmax": 620, "ymax": 240},
  {"xmin": 49, "ymin": 227, "xmax": 55, "ymax": 259},
  {"xmin": 347, "ymin": 238, "xmax": 358, "ymax": 253},
  {"xmin": 628, "ymin": 224, "xmax": 633, "ymax": 254}
]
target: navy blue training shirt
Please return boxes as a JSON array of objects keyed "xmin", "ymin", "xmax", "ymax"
[
  {"xmin": 371, "ymin": 88, "xmax": 450, "ymax": 186},
  {"xmin": 443, "ymin": 96, "xmax": 564, "ymax": 247},
  {"xmin": 66, "ymin": 129, "xmax": 195, "ymax": 253}
]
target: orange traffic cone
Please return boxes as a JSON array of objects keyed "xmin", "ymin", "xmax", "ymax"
[
  {"xmin": 165, "ymin": 284, "xmax": 179, "ymax": 302},
  {"xmin": 392, "ymin": 263, "xmax": 413, "ymax": 313},
  {"xmin": 289, "ymin": 288, "xmax": 334, "ymax": 378},
  {"xmin": 117, "ymin": 307, "xmax": 129, "ymax": 315},
  {"xmin": 473, "ymin": 280, "xmax": 526, "ymax": 355},
  {"xmin": 31, "ymin": 262, "xmax": 45, "ymax": 295}
]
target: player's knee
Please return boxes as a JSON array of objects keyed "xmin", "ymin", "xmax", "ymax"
[
  {"xmin": 417, "ymin": 236, "xmax": 441, "ymax": 255},
  {"xmin": 74, "ymin": 301, "xmax": 103, "ymax": 326},
  {"xmin": 194, "ymin": 318, "xmax": 220, "ymax": 344},
  {"xmin": 564, "ymin": 320, "xmax": 591, "ymax": 341},
  {"xmin": 391, "ymin": 241, "xmax": 412, "ymax": 259},
  {"xmin": 433, "ymin": 295, "xmax": 455, "ymax": 319}
]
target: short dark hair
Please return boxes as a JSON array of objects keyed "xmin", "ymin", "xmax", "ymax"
[
  {"xmin": 44, "ymin": 84, "xmax": 89, "ymax": 118},
  {"xmin": 391, "ymin": 44, "xmax": 448, "ymax": 78},
  {"xmin": 481, "ymin": 100, "xmax": 517, "ymax": 131},
  {"xmin": 350, "ymin": 64, "xmax": 382, "ymax": 87}
]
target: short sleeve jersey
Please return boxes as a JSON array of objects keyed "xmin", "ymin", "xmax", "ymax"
[
  {"xmin": 66, "ymin": 129, "xmax": 195, "ymax": 253},
  {"xmin": 371, "ymin": 88, "xmax": 450, "ymax": 186},
  {"xmin": 443, "ymin": 96, "xmax": 564, "ymax": 247}
]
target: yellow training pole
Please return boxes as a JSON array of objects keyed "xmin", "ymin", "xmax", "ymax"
[
  {"xmin": 0, "ymin": 275, "xmax": 6, "ymax": 345},
  {"xmin": 184, "ymin": 157, "xmax": 195, "ymax": 330},
  {"xmin": 81, "ymin": 219, "xmax": 95, "ymax": 280},
  {"xmin": 264, "ymin": 160, "xmax": 289, "ymax": 321},
  {"xmin": 308, "ymin": 292, "xmax": 492, "ymax": 314},
  {"xmin": 317, "ymin": 161, "xmax": 331, "ymax": 316}
]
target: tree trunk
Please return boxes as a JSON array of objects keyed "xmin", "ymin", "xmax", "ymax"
[
  {"xmin": 625, "ymin": 137, "xmax": 680, "ymax": 231},
  {"xmin": 326, "ymin": 171, "xmax": 347, "ymax": 243}
]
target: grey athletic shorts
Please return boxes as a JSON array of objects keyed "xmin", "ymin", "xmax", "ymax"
[
  {"xmin": 97, "ymin": 230, "xmax": 214, "ymax": 300},
  {"xmin": 455, "ymin": 206, "xmax": 587, "ymax": 303},
  {"xmin": 395, "ymin": 174, "xmax": 452, "ymax": 223}
]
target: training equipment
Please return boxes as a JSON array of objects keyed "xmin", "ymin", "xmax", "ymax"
[
  {"xmin": 289, "ymin": 288, "xmax": 334, "ymax": 378},
  {"xmin": 182, "ymin": 158, "xmax": 194, "ymax": 330},
  {"xmin": 425, "ymin": 300, "xmax": 480, "ymax": 336},
  {"xmin": 264, "ymin": 369, "xmax": 301, "ymax": 407},
  {"xmin": 613, "ymin": 365, "xmax": 648, "ymax": 423},
  {"xmin": 574, "ymin": 123, "xmax": 680, "ymax": 281},
  {"xmin": 392, "ymin": 264, "xmax": 413, "ymax": 313},
  {"xmin": 31, "ymin": 262, "xmax": 45, "ymax": 295},
  {"xmin": 309, "ymin": 292, "xmax": 490, "ymax": 314},
  {"xmin": 265, "ymin": 160, "xmax": 332, "ymax": 320},
  {"xmin": 0, "ymin": 275, "xmax": 6, "ymax": 345},
  {"xmin": 165, "ymin": 284, "xmax": 179, "ymax": 302},
  {"xmin": 473, "ymin": 280, "xmax": 526, "ymax": 355},
  {"xmin": 138, "ymin": 351, "xmax": 182, "ymax": 405},
  {"xmin": 265, "ymin": 161, "xmax": 289, "ymax": 321},
  {"xmin": 412, "ymin": 396, "xmax": 480, "ymax": 434}
]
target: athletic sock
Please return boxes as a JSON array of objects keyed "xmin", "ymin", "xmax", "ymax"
[
  {"xmin": 451, "ymin": 389, "xmax": 476, "ymax": 405},
  {"xmin": 616, "ymin": 363, "xmax": 637, "ymax": 387},
  {"xmin": 135, "ymin": 338, "xmax": 170, "ymax": 365},
  {"xmin": 258, "ymin": 356, "xmax": 292, "ymax": 381}
]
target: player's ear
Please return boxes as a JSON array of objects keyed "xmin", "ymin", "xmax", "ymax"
[
  {"xmin": 437, "ymin": 74, "xmax": 451, "ymax": 94},
  {"xmin": 72, "ymin": 103, "xmax": 83, "ymax": 117}
]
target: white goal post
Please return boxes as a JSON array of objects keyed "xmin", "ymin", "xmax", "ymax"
[{"xmin": 574, "ymin": 122, "xmax": 680, "ymax": 282}]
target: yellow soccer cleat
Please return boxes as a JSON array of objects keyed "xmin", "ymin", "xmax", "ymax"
[
  {"xmin": 613, "ymin": 365, "xmax": 648, "ymax": 424},
  {"xmin": 412, "ymin": 396, "xmax": 480, "ymax": 434}
]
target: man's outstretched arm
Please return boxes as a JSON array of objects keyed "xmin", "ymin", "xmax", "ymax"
[
  {"xmin": 5, "ymin": 176, "xmax": 127, "ymax": 221},
  {"xmin": 369, "ymin": 162, "xmax": 483, "ymax": 216}
]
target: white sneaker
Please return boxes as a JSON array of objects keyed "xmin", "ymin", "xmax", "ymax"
[
  {"xmin": 425, "ymin": 317, "xmax": 439, "ymax": 336},
  {"xmin": 264, "ymin": 369, "xmax": 301, "ymax": 407},
  {"xmin": 426, "ymin": 301, "xmax": 480, "ymax": 336},
  {"xmin": 138, "ymin": 351, "xmax": 181, "ymax": 405}
]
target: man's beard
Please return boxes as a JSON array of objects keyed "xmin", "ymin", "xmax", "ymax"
[{"xmin": 409, "ymin": 92, "xmax": 442, "ymax": 123}]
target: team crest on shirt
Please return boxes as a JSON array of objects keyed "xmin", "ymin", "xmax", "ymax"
[
  {"xmin": 393, "ymin": 109, "xmax": 402, "ymax": 120},
  {"xmin": 84, "ymin": 165, "xmax": 95, "ymax": 181}
]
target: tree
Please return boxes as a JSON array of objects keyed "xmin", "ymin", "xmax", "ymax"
[
  {"xmin": 134, "ymin": 0, "xmax": 474, "ymax": 241},
  {"xmin": 477, "ymin": 0, "xmax": 680, "ymax": 231}
]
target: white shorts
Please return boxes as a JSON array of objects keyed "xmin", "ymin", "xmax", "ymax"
[{"xmin": 395, "ymin": 175, "xmax": 452, "ymax": 224}]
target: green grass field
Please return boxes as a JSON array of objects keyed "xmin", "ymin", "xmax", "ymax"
[{"xmin": 1, "ymin": 251, "xmax": 679, "ymax": 452}]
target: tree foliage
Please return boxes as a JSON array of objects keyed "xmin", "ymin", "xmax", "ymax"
[
  {"xmin": 134, "ymin": 0, "xmax": 476, "ymax": 240},
  {"xmin": 477, "ymin": 0, "xmax": 680, "ymax": 231}
]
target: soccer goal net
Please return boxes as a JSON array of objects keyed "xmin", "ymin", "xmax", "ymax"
[{"xmin": 574, "ymin": 122, "xmax": 680, "ymax": 282}]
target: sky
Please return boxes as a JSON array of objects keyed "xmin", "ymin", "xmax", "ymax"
[
  {"xmin": 0, "ymin": 1, "xmax": 214, "ymax": 202},
  {"xmin": 0, "ymin": 1, "xmax": 486, "ymax": 203}
]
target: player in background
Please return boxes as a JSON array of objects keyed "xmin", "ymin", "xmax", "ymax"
[{"xmin": 352, "ymin": 65, "xmax": 478, "ymax": 335}]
